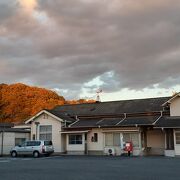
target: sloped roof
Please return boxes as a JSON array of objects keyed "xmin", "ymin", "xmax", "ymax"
[
  {"xmin": 70, "ymin": 119, "xmax": 101, "ymax": 128},
  {"xmin": 155, "ymin": 116, "xmax": 180, "ymax": 128},
  {"xmin": 0, "ymin": 123, "xmax": 14, "ymax": 128},
  {"xmin": 162, "ymin": 93, "xmax": 180, "ymax": 106},
  {"xmin": 0, "ymin": 128, "xmax": 30, "ymax": 133},
  {"xmin": 25, "ymin": 109, "xmax": 74, "ymax": 124},
  {"xmin": 120, "ymin": 116, "xmax": 160, "ymax": 126},
  {"xmin": 97, "ymin": 118, "xmax": 122, "ymax": 126},
  {"xmin": 46, "ymin": 109, "xmax": 75, "ymax": 122},
  {"xmin": 68, "ymin": 115, "xmax": 161, "ymax": 128},
  {"xmin": 53, "ymin": 97, "xmax": 170, "ymax": 116}
]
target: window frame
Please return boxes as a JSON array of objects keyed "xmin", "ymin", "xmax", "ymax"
[
  {"xmin": 68, "ymin": 134, "xmax": 83, "ymax": 145},
  {"xmin": 39, "ymin": 125, "xmax": 52, "ymax": 141},
  {"xmin": 175, "ymin": 132, "xmax": 180, "ymax": 144}
]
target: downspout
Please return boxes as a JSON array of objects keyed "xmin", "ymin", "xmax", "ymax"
[
  {"xmin": 1, "ymin": 131, "xmax": 4, "ymax": 157},
  {"xmin": 68, "ymin": 115, "xmax": 79, "ymax": 127},
  {"xmin": 1, "ymin": 123, "xmax": 5, "ymax": 157},
  {"xmin": 35, "ymin": 122, "xmax": 40, "ymax": 140},
  {"xmin": 153, "ymin": 111, "xmax": 163, "ymax": 125},
  {"xmin": 116, "ymin": 113, "xmax": 127, "ymax": 126}
]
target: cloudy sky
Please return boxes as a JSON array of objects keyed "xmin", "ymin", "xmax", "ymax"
[{"xmin": 0, "ymin": 0, "xmax": 180, "ymax": 101}]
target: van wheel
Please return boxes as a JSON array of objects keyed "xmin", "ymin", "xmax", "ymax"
[
  {"xmin": 33, "ymin": 151, "xmax": 39, "ymax": 158},
  {"xmin": 11, "ymin": 151, "xmax": 17, "ymax": 158}
]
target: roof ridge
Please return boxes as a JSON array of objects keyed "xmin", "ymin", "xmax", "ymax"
[{"xmin": 54, "ymin": 96, "xmax": 171, "ymax": 108}]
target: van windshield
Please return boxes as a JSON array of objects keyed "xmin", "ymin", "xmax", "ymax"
[{"xmin": 44, "ymin": 141, "xmax": 52, "ymax": 146}]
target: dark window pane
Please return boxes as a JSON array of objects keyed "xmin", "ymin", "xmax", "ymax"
[
  {"xmin": 44, "ymin": 141, "xmax": 52, "ymax": 146},
  {"xmin": 94, "ymin": 133, "xmax": 98, "ymax": 142},
  {"xmin": 69, "ymin": 134, "xmax": 82, "ymax": 145}
]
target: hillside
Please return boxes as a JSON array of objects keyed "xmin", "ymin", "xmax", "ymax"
[{"xmin": 0, "ymin": 83, "xmax": 93, "ymax": 123}]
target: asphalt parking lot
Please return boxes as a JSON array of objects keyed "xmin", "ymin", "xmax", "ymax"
[{"xmin": 0, "ymin": 156, "xmax": 180, "ymax": 180}]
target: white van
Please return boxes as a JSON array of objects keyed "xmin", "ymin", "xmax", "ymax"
[{"xmin": 10, "ymin": 140, "xmax": 54, "ymax": 158}]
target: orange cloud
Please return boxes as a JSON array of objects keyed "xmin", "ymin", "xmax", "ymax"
[{"xmin": 18, "ymin": 0, "xmax": 37, "ymax": 12}]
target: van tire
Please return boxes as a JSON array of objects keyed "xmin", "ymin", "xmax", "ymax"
[
  {"xmin": 33, "ymin": 151, "xmax": 39, "ymax": 158},
  {"xmin": 11, "ymin": 151, "xmax": 17, "ymax": 158}
]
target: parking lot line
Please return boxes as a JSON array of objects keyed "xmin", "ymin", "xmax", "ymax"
[
  {"xmin": 0, "ymin": 160, "xmax": 10, "ymax": 163},
  {"xmin": 20, "ymin": 158, "xmax": 33, "ymax": 161}
]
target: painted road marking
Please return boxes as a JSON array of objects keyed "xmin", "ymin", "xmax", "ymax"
[
  {"xmin": 0, "ymin": 156, "xmax": 60, "ymax": 163},
  {"xmin": 0, "ymin": 160, "xmax": 10, "ymax": 163}
]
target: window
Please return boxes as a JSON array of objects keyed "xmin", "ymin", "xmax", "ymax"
[
  {"xmin": 123, "ymin": 133, "xmax": 139, "ymax": 147},
  {"xmin": 21, "ymin": 142, "xmax": 27, "ymax": 147},
  {"xmin": 105, "ymin": 133, "xmax": 113, "ymax": 146},
  {"xmin": 26, "ymin": 141, "xmax": 41, "ymax": 146},
  {"xmin": 91, "ymin": 133, "xmax": 98, "ymax": 142},
  {"xmin": 175, "ymin": 132, "xmax": 180, "ymax": 144},
  {"xmin": 15, "ymin": 138, "xmax": 26, "ymax": 146},
  {"xmin": 105, "ymin": 133, "xmax": 121, "ymax": 146},
  {"xmin": 105, "ymin": 133, "xmax": 140, "ymax": 147},
  {"xmin": 39, "ymin": 125, "xmax": 52, "ymax": 141},
  {"xmin": 33, "ymin": 134, "xmax": 35, "ymax": 140},
  {"xmin": 123, "ymin": 133, "xmax": 131, "ymax": 142},
  {"xmin": 113, "ymin": 133, "xmax": 120, "ymax": 146},
  {"xmin": 44, "ymin": 141, "xmax": 52, "ymax": 146},
  {"xmin": 69, "ymin": 134, "xmax": 82, "ymax": 144},
  {"xmin": 166, "ymin": 129, "xmax": 174, "ymax": 150}
]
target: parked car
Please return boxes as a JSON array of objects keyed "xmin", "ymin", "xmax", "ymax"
[{"xmin": 10, "ymin": 140, "xmax": 54, "ymax": 158}]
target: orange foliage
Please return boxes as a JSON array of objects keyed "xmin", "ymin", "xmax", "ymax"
[
  {"xmin": 0, "ymin": 83, "xmax": 65, "ymax": 123},
  {"xmin": 67, "ymin": 99, "xmax": 95, "ymax": 104},
  {"xmin": 0, "ymin": 83, "xmax": 95, "ymax": 124}
]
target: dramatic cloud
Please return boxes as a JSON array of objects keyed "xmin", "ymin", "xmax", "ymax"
[{"xmin": 0, "ymin": 0, "xmax": 180, "ymax": 99}]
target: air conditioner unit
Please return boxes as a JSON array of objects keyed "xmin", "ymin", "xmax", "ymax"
[{"xmin": 104, "ymin": 147, "xmax": 115, "ymax": 156}]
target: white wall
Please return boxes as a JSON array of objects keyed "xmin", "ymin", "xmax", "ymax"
[
  {"xmin": 66, "ymin": 134, "xmax": 85, "ymax": 154},
  {"xmin": 174, "ymin": 130, "xmax": 180, "ymax": 156},
  {"xmin": 88, "ymin": 129, "xmax": 142, "ymax": 156},
  {"xmin": 0, "ymin": 132, "xmax": 30, "ymax": 155},
  {"xmin": 87, "ymin": 128, "xmax": 104, "ymax": 152},
  {"xmin": 31, "ymin": 113, "xmax": 63, "ymax": 152},
  {"xmin": 170, "ymin": 96, "xmax": 180, "ymax": 116},
  {"xmin": 0, "ymin": 132, "xmax": 15, "ymax": 155},
  {"xmin": 15, "ymin": 132, "xmax": 30, "ymax": 139},
  {"xmin": 169, "ymin": 97, "xmax": 180, "ymax": 156}
]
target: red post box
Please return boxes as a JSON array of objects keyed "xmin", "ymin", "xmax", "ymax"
[{"xmin": 124, "ymin": 142, "xmax": 133, "ymax": 156}]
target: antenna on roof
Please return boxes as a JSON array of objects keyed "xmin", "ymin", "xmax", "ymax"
[
  {"xmin": 172, "ymin": 91, "xmax": 178, "ymax": 96},
  {"xmin": 96, "ymin": 89, "xmax": 102, "ymax": 102}
]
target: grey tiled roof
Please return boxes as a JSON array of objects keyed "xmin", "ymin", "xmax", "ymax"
[
  {"xmin": 0, "ymin": 123, "xmax": 14, "ymax": 128},
  {"xmin": 68, "ymin": 115, "xmax": 161, "ymax": 128},
  {"xmin": 53, "ymin": 97, "xmax": 170, "ymax": 116},
  {"xmin": 155, "ymin": 116, "xmax": 180, "ymax": 128},
  {"xmin": 97, "ymin": 118, "xmax": 122, "ymax": 126},
  {"xmin": 0, "ymin": 128, "xmax": 30, "ymax": 133},
  {"xmin": 120, "ymin": 116, "xmax": 160, "ymax": 126},
  {"xmin": 69, "ymin": 119, "xmax": 101, "ymax": 128},
  {"xmin": 46, "ymin": 109, "xmax": 75, "ymax": 122},
  {"xmin": 44, "ymin": 96, "xmax": 172, "ymax": 129}
]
